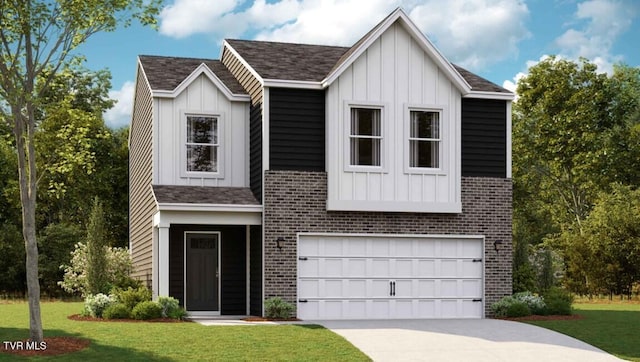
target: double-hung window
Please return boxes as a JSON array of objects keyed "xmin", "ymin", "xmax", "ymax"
[
  {"xmin": 409, "ymin": 110, "xmax": 440, "ymax": 168},
  {"xmin": 186, "ymin": 114, "xmax": 219, "ymax": 173},
  {"xmin": 350, "ymin": 107, "xmax": 382, "ymax": 167}
]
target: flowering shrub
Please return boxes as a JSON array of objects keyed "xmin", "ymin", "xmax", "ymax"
[
  {"xmin": 83, "ymin": 293, "xmax": 116, "ymax": 318},
  {"xmin": 157, "ymin": 296, "xmax": 187, "ymax": 319},
  {"xmin": 58, "ymin": 242, "xmax": 139, "ymax": 296},
  {"xmin": 491, "ymin": 292, "xmax": 546, "ymax": 317}
]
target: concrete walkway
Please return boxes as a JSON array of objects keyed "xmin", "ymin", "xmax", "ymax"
[{"xmin": 317, "ymin": 319, "xmax": 622, "ymax": 362}]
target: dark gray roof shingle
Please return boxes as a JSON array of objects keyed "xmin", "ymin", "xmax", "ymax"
[
  {"xmin": 139, "ymin": 55, "xmax": 246, "ymax": 95},
  {"xmin": 153, "ymin": 185, "xmax": 260, "ymax": 205},
  {"xmin": 225, "ymin": 39, "xmax": 350, "ymax": 82},
  {"xmin": 453, "ymin": 65, "xmax": 511, "ymax": 93}
]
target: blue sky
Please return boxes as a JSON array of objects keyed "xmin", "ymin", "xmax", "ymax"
[{"xmin": 77, "ymin": 0, "xmax": 640, "ymax": 129}]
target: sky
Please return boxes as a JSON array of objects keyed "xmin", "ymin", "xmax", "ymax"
[{"xmin": 76, "ymin": 0, "xmax": 640, "ymax": 129}]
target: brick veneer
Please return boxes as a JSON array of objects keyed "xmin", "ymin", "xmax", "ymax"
[{"xmin": 263, "ymin": 170, "xmax": 512, "ymax": 317}]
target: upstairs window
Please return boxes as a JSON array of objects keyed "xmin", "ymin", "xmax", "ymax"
[
  {"xmin": 186, "ymin": 115, "xmax": 218, "ymax": 173},
  {"xmin": 350, "ymin": 107, "xmax": 382, "ymax": 166},
  {"xmin": 409, "ymin": 110, "xmax": 440, "ymax": 168}
]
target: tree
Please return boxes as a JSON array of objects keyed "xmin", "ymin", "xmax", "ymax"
[
  {"xmin": 85, "ymin": 198, "xmax": 109, "ymax": 295},
  {"xmin": 0, "ymin": 0, "xmax": 159, "ymax": 341}
]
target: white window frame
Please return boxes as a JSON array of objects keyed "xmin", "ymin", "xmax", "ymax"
[
  {"xmin": 344, "ymin": 102, "xmax": 387, "ymax": 172},
  {"xmin": 181, "ymin": 111, "xmax": 224, "ymax": 179},
  {"xmin": 404, "ymin": 105, "xmax": 445, "ymax": 174}
]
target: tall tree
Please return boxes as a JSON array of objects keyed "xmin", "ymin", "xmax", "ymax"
[{"xmin": 0, "ymin": 0, "xmax": 159, "ymax": 341}]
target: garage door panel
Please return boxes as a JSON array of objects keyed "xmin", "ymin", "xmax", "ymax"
[{"xmin": 298, "ymin": 235, "xmax": 484, "ymax": 320}]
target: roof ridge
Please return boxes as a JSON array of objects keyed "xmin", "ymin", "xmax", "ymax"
[{"xmin": 226, "ymin": 38, "xmax": 350, "ymax": 50}]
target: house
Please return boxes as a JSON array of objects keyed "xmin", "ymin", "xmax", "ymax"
[{"xmin": 129, "ymin": 8, "xmax": 513, "ymax": 320}]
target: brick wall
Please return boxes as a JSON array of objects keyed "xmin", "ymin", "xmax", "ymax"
[{"xmin": 263, "ymin": 170, "xmax": 512, "ymax": 317}]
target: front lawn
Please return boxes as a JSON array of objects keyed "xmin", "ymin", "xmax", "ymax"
[
  {"xmin": 524, "ymin": 302, "xmax": 640, "ymax": 361},
  {"xmin": 0, "ymin": 302, "xmax": 370, "ymax": 361}
]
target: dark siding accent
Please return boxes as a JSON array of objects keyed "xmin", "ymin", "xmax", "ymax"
[
  {"xmin": 169, "ymin": 225, "xmax": 246, "ymax": 314},
  {"xmin": 461, "ymin": 98, "xmax": 507, "ymax": 178},
  {"xmin": 249, "ymin": 225, "xmax": 262, "ymax": 316},
  {"xmin": 269, "ymin": 88, "xmax": 325, "ymax": 171},
  {"xmin": 250, "ymin": 103, "xmax": 263, "ymax": 202}
]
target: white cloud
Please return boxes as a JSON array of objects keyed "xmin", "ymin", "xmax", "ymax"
[
  {"xmin": 555, "ymin": 0, "xmax": 637, "ymax": 73},
  {"xmin": 158, "ymin": 0, "xmax": 530, "ymax": 69},
  {"xmin": 409, "ymin": 0, "xmax": 530, "ymax": 70},
  {"xmin": 104, "ymin": 81, "xmax": 135, "ymax": 129}
]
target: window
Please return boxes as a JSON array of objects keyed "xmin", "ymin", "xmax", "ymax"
[
  {"xmin": 350, "ymin": 107, "xmax": 382, "ymax": 166},
  {"xmin": 186, "ymin": 115, "xmax": 218, "ymax": 173},
  {"xmin": 409, "ymin": 110, "xmax": 440, "ymax": 168}
]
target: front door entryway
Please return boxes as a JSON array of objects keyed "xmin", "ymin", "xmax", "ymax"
[{"xmin": 185, "ymin": 232, "xmax": 220, "ymax": 312}]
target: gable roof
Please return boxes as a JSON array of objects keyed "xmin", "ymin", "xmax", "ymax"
[
  {"xmin": 223, "ymin": 8, "xmax": 511, "ymax": 98},
  {"xmin": 138, "ymin": 55, "xmax": 247, "ymax": 95}
]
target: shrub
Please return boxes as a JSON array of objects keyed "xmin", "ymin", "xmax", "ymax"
[
  {"xmin": 264, "ymin": 297, "xmax": 294, "ymax": 319},
  {"xmin": 512, "ymin": 291, "xmax": 546, "ymax": 315},
  {"xmin": 543, "ymin": 287, "xmax": 573, "ymax": 315},
  {"xmin": 113, "ymin": 286, "xmax": 152, "ymax": 311},
  {"xmin": 157, "ymin": 296, "xmax": 187, "ymax": 319},
  {"xmin": 131, "ymin": 301, "xmax": 162, "ymax": 320},
  {"xmin": 490, "ymin": 295, "xmax": 516, "ymax": 317},
  {"xmin": 103, "ymin": 303, "xmax": 130, "ymax": 319},
  {"xmin": 85, "ymin": 198, "xmax": 109, "ymax": 295},
  {"xmin": 59, "ymin": 241, "xmax": 138, "ymax": 297},
  {"xmin": 506, "ymin": 301, "xmax": 531, "ymax": 317},
  {"xmin": 84, "ymin": 293, "xmax": 115, "ymax": 318}
]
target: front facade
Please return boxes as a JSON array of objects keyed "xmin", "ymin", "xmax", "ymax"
[{"xmin": 129, "ymin": 8, "xmax": 513, "ymax": 319}]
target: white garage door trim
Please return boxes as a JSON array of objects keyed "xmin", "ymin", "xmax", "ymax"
[{"xmin": 297, "ymin": 233, "xmax": 485, "ymax": 320}]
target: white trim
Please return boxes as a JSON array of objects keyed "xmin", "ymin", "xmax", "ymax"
[
  {"xmin": 262, "ymin": 79, "xmax": 323, "ymax": 89},
  {"xmin": 156, "ymin": 203, "xmax": 263, "ymax": 212},
  {"xmin": 222, "ymin": 41, "xmax": 265, "ymax": 85},
  {"xmin": 326, "ymin": 199, "xmax": 462, "ymax": 213},
  {"xmin": 150, "ymin": 63, "xmax": 250, "ymax": 102},
  {"xmin": 153, "ymin": 210, "xmax": 262, "ymax": 226},
  {"xmin": 506, "ymin": 101, "xmax": 513, "ymax": 178},
  {"xmin": 464, "ymin": 91, "xmax": 514, "ymax": 100},
  {"xmin": 151, "ymin": 227, "xmax": 159, "ymax": 298},
  {"xmin": 344, "ymin": 101, "xmax": 388, "ymax": 173},
  {"xmin": 262, "ymin": 87, "xmax": 270, "ymax": 171},
  {"xmin": 403, "ymin": 104, "xmax": 446, "ymax": 174},
  {"xmin": 297, "ymin": 231, "xmax": 485, "ymax": 240},
  {"xmin": 184, "ymin": 231, "xmax": 222, "ymax": 314},
  {"xmin": 180, "ymin": 111, "xmax": 225, "ymax": 179},
  {"xmin": 322, "ymin": 9, "xmax": 471, "ymax": 94},
  {"xmin": 158, "ymin": 225, "xmax": 170, "ymax": 297}
]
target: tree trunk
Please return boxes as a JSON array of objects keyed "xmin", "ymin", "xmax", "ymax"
[{"xmin": 13, "ymin": 107, "xmax": 43, "ymax": 342}]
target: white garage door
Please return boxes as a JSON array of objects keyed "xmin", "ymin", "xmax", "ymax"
[{"xmin": 297, "ymin": 234, "xmax": 484, "ymax": 320}]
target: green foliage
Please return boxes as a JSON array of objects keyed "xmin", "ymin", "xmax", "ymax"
[
  {"xmin": 512, "ymin": 238, "xmax": 536, "ymax": 293},
  {"xmin": 131, "ymin": 301, "xmax": 162, "ymax": 320},
  {"xmin": 113, "ymin": 286, "xmax": 152, "ymax": 311},
  {"xmin": 59, "ymin": 242, "xmax": 137, "ymax": 296},
  {"xmin": 542, "ymin": 287, "xmax": 574, "ymax": 315},
  {"xmin": 83, "ymin": 293, "xmax": 116, "ymax": 318},
  {"xmin": 103, "ymin": 303, "xmax": 131, "ymax": 319},
  {"xmin": 85, "ymin": 198, "xmax": 110, "ymax": 295},
  {"xmin": 157, "ymin": 296, "xmax": 186, "ymax": 319},
  {"xmin": 264, "ymin": 297, "xmax": 294, "ymax": 319},
  {"xmin": 37, "ymin": 222, "xmax": 83, "ymax": 296},
  {"xmin": 506, "ymin": 301, "xmax": 531, "ymax": 318},
  {"xmin": 491, "ymin": 292, "xmax": 546, "ymax": 317}
]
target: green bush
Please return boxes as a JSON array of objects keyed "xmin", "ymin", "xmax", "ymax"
[
  {"xmin": 506, "ymin": 301, "xmax": 531, "ymax": 317},
  {"xmin": 157, "ymin": 296, "xmax": 187, "ymax": 319},
  {"xmin": 543, "ymin": 287, "xmax": 573, "ymax": 315},
  {"xmin": 103, "ymin": 303, "xmax": 130, "ymax": 319},
  {"xmin": 512, "ymin": 291, "xmax": 546, "ymax": 315},
  {"xmin": 113, "ymin": 286, "xmax": 152, "ymax": 310},
  {"xmin": 491, "ymin": 292, "xmax": 546, "ymax": 317},
  {"xmin": 131, "ymin": 301, "xmax": 162, "ymax": 320},
  {"xmin": 83, "ymin": 293, "xmax": 115, "ymax": 318},
  {"xmin": 264, "ymin": 297, "xmax": 294, "ymax": 319}
]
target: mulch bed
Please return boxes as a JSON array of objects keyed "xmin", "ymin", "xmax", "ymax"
[
  {"xmin": 499, "ymin": 314, "xmax": 583, "ymax": 321},
  {"xmin": 0, "ymin": 336, "xmax": 90, "ymax": 357},
  {"xmin": 242, "ymin": 316, "xmax": 302, "ymax": 322},
  {"xmin": 68, "ymin": 314, "xmax": 189, "ymax": 323}
]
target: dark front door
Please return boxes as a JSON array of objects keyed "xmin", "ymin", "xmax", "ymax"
[{"xmin": 185, "ymin": 232, "xmax": 219, "ymax": 311}]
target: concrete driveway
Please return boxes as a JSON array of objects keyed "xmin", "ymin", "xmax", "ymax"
[{"xmin": 317, "ymin": 319, "xmax": 622, "ymax": 362}]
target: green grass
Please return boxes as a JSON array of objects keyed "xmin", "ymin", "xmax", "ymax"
[
  {"xmin": 0, "ymin": 302, "xmax": 370, "ymax": 361},
  {"xmin": 524, "ymin": 302, "xmax": 640, "ymax": 361}
]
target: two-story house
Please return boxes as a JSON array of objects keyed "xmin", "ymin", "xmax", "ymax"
[{"xmin": 129, "ymin": 8, "xmax": 513, "ymax": 319}]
